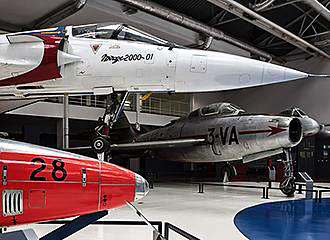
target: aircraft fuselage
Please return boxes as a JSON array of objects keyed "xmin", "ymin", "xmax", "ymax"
[
  {"xmin": 137, "ymin": 114, "xmax": 302, "ymax": 163},
  {"xmin": 0, "ymin": 138, "xmax": 148, "ymax": 227},
  {"xmin": 0, "ymin": 24, "xmax": 311, "ymax": 99}
]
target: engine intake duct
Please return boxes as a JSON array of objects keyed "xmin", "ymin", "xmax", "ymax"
[{"xmin": 289, "ymin": 118, "xmax": 302, "ymax": 144}]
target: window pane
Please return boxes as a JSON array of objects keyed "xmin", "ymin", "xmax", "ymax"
[
  {"xmin": 221, "ymin": 106, "xmax": 236, "ymax": 115},
  {"xmin": 189, "ymin": 109, "xmax": 199, "ymax": 118},
  {"xmin": 201, "ymin": 104, "xmax": 219, "ymax": 116}
]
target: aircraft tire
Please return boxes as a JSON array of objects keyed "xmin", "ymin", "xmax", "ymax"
[
  {"xmin": 221, "ymin": 165, "xmax": 234, "ymax": 181},
  {"xmin": 280, "ymin": 178, "xmax": 296, "ymax": 197},
  {"xmin": 92, "ymin": 137, "xmax": 110, "ymax": 154}
]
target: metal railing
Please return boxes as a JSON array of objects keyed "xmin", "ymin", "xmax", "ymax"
[
  {"xmin": 46, "ymin": 96, "xmax": 128, "ymax": 109},
  {"xmin": 38, "ymin": 220, "xmax": 200, "ymax": 240},
  {"xmin": 194, "ymin": 182, "xmax": 330, "ymax": 202},
  {"xmin": 46, "ymin": 95, "xmax": 189, "ymax": 117},
  {"xmin": 165, "ymin": 222, "xmax": 200, "ymax": 240},
  {"xmin": 195, "ymin": 182, "xmax": 269, "ymax": 199},
  {"xmin": 141, "ymin": 96, "xmax": 189, "ymax": 116}
]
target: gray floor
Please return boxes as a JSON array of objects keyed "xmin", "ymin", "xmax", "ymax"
[{"xmin": 8, "ymin": 182, "xmax": 308, "ymax": 240}]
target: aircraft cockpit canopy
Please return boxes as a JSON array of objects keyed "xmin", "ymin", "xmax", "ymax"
[
  {"xmin": 279, "ymin": 107, "xmax": 307, "ymax": 118},
  {"xmin": 72, "ymin": 23, "xmax": 181, "ymax": 47},
  {"xmin": 190, "ymin": 103, "xmax": 245, "ymax": 118}
]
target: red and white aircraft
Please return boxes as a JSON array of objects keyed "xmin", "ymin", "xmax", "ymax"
[
  {"xmin": 0, "ymin": 138, "xmax": 149, "ymax": 239},
  {"xmin": 0, "ymin": 23, "xmax": 327, "ymax": 99}
]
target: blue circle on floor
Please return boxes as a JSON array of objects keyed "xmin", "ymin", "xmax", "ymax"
[{"xmin": 234, "ymin": 198, "xmax": 330, "ymax": 240}]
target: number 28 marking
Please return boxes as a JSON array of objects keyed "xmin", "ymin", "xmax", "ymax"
[{"xmin": 30, "ymin": 158, "xmax": 67, "ymax": 181}]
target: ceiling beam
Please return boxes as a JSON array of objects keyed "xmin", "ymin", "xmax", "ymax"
[
  {"xmin": 114, "ymin": 0, "xmax": 273, "ymax": 60},
  {"xmin": 207, "ymin": 0, "xmax": 330, "ymax": 58},
  {"xmin": 251, "ymin": 0, "xmax": 276, "ymax": 12},
  {"xmin": 293, "ymin": 3, "xmax": 329, "ymax": 31},
  {"xmin": 256, "ymin": 6, "xmax": 317, "ymax": 46},
  {"xmin": 300, "ymin": 0, "xmax": 330, "ymax": 22},
  {"xmin": 214, "ymin": 0, "xmax": 301, "ymax": 26}
]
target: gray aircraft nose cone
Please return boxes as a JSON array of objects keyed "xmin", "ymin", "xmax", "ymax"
[{"xmin": 134, "ymin": 173, "xmax": 150, "ymax": 201}]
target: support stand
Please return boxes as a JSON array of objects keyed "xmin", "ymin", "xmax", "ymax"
[
  {"xmin": 40, "ymin": 211, "xmax": 108, "ymax": 240},
  {"xmin": 298, "ymin": 172, "xmax": 314, "ymax": 199},
  {"xmin": 126, "ymin": 202, "xmax": 165, "ymax": 240}
]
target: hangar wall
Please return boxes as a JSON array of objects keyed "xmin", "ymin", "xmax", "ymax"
[{"xmin": 192, "ymin": 57, "xmax": 330, "ymax": 123}]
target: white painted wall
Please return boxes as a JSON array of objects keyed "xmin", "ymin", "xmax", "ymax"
[{"xmin": 7, "ymin": 102, "xmax": 177, "ymax": 126}]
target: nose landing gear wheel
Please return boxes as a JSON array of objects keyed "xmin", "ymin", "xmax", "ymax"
[
  {"xmin": 280, "ymin": 177, "xmax": 296, "ymax": 197},
  {"xmin": 221, "ymin": 164, "xmax": 237, "ymax": 182},
  {"xmin": 280, "ymin": 148, "xmax": 296, "ymax": 196},
  {"xmin": 92, "ymin": 137, "xmax": 110, "ymax": 154}
]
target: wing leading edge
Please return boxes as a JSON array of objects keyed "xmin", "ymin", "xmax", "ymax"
[
  {"xmin": 66, "ymin": 138, "xmax": 206, "ymax": 152},
  {"xmin": 111, "ymin": 138, "xmax": 206, "ymax": 150}
]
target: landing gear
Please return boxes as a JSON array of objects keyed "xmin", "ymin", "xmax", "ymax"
[
  {"xmin": 280, "ymin": 177, "xmax": 296, "ymax": 196},
  {"xmin": 92, "ymin": 91, "xmax": 129, "ymax": 159},
  {"xmin": 221, "ymin": 163, "xmax": 237, "ymax": 182},
  {"xmin": 280, "ymin": 148, "xmax": 296, "ymax": 196},
  {"xmin": 92, "ymin": 136, "xmax": 110, "ymax": 154}
]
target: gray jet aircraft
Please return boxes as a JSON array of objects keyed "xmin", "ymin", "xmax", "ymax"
[{"xmin": 73, "ymin": 102, "xmax": 321, "ymax": 196}]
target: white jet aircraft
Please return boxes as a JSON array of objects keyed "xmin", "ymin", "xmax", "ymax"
[{"xmin": 0, "ymin": 23, "xmax": 327, "ymax": 100}]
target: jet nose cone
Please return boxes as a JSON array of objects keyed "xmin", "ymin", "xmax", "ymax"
[
  {"xmin": 134, "ymin": 173, "xmax": 150, "ymax": 201},
  {"xmin": 301, "ymin": 118, "xmax": 320, "ymax": 137},
  {"xmin": 262, "ymin": 62, "xmax": 308, "ymax": 84}
]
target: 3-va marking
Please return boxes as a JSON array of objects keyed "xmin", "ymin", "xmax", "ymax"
[{"xmin": 208, "ymin": 126, "xmax": 239, "ymax": 155}]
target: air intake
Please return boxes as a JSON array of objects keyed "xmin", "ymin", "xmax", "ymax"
[
  {"xmin": 2, "ymin": 190, "xmax": 23, "ymax": 217},
  {"xmin": 289, "ymin": 118, "xmax": 302, "ymax": 144}
]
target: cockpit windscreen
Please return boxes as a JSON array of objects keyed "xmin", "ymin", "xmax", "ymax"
[
  {"xmin": 201, "ymin": 104, "xmax": 220, "ymax": 116},
  {"xmin": 279, "ymin": 107, "xmax": 307, "ymax": 117},
  {"xmin": 199, "ymin": 103, "xmax": 245, "ymax": 117},
  {"xmin": 72, "ymin": 23, "xmax": 181, "ymax": 47}
]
